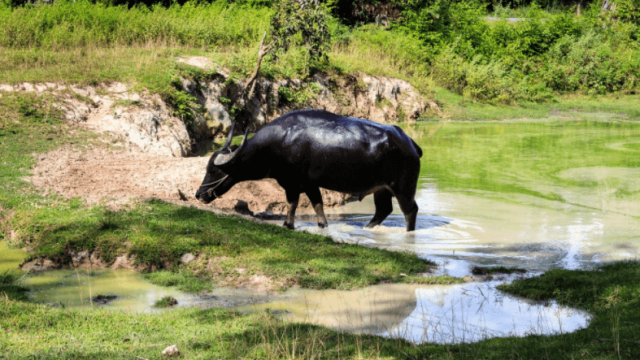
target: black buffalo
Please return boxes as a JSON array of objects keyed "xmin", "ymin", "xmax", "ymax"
[{"xmin": 195, "ymin": 109, "xmax": 423, "ymax": 231}]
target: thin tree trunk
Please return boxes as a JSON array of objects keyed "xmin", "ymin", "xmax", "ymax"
[{"xmin": 244, "ymin": 31, "xmax": 272, "ymax": 102}]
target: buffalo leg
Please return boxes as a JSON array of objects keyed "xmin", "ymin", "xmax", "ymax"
[
  {"xmin": 366, "ymin": 189, "xmax": 393, "ymax": 228},
  {"xmin": 395, "ymin": 194, "xmax": 418, "ymax": 232},
  {"xmin": 283, "ymin": 188, "xmax": 300, "ymax": 230},
  {"xmin": 305, "ymin": 187, "xmax": 328, "ymax": 228}
]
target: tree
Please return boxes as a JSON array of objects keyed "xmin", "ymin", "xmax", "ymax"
[{"xmin": 241, "ymin": 0, "xmax": 331, "ymax": 105}]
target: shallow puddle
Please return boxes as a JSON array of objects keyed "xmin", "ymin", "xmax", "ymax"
[
  {"xmin": 384, "ymin": 280, "xmax": 588, "ymax": 344},
  {"xmin": 241, "ymin": 279, "xmax": 589, "ymax": 343},
  {"xmin": 25, "ymin": 269, "xmax": 198, "ymax": 312},
  {"xmin": 23, "ymin": 269, "xmax": 285, "ymax": 312}
]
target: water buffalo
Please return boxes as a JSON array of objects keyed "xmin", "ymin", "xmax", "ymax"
[{"xmin": 195, "ymin": 109, "xmax": 422, "ymax": 231}]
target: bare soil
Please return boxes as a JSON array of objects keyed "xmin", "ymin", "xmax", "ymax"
[{"xmin": 28, "ymin": 145, "xmax": 350, "ymax": 214}]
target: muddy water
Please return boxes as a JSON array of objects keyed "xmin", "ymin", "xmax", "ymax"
[
  {"xmin": 298, "ymin": 119, "xmax": 640, "ymax": 275},
  {"xmin": 5, "ymin": 118, "xmax": 640, "ymax": 344}
]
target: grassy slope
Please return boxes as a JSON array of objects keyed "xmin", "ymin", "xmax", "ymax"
[
  {"xmin": 2, "ymin": 261, "xmax": 640, "ymax": 359},
  {"xmin": 0, "ymin": 92, "xmax": 438, "ymax": 291}
]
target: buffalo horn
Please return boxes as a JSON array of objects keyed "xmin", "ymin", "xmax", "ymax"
[
  {"xmin": 214, "ymin": 127, "xmax": 250, "ymax": 167},
  {"xmin": 221, "ymin": 121, "xmax": 236, "ymax": 152}
]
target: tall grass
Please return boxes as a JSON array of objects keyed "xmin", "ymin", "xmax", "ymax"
[{"xmin": 0, "ymin": 0, "xmax": 270, "ymax": 49}]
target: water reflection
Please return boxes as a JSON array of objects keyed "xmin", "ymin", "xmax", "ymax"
[
  {"xmin": 386, "ymin": 280, "xmax": 589, "ymax": 344},
  {"xmin": 240, "ymin": 277, "xmax": 590, "ymax": 344}
]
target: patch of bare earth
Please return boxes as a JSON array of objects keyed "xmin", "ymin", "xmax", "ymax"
[{"xmin": 28, "ymin": 145, "xmax": 349, "ymax": 214}]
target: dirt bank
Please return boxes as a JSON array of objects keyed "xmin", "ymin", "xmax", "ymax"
[{"xmin": 28, "ymin": 145, "xmax": 350, "ymax": 214}]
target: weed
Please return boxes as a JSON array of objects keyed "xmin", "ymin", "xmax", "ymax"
[{"xmin": 153, "ymin": 295, "xmax": 178, "ymax": 308}]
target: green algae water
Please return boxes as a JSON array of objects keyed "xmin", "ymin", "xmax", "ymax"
[
  {"xmin": 0, "ymin": 241, "xmax": 27, "ymax": 272},
  {"xmin": 407, "ymin": 119, "xmax": 640, "ymax": 210}
]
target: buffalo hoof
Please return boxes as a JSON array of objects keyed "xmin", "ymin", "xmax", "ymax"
[{"xmin": 283, "ymin": 222, "xmax": 295, "ymax": 230}]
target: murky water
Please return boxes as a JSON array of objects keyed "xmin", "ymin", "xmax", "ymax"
[
  {"xmin": 298, "ymin": 119, "xmax": 640, "ymax": 275},
  {"xmin": 5, "ymin": 118, "xmax": 640, "ymax": 344}
]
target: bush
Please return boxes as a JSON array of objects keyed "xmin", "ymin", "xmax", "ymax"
[{"xmin": 543, "ymin": 29, "xmax": 640, "ymax": 93}]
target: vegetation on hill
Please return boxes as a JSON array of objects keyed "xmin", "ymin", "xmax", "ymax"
[{"xmin": 1, "ymin": 0, "xmax": 639, "ymax": 110}]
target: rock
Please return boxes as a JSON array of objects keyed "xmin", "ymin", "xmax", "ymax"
[
  {"xmin": 206, "ymin": 104, "xmax": 232, "ymax": 132},
  {"xmin": 180, "ymin": 253, "xmax": 196, "ymax": 265},
  {"xmin": 92, "ymin": 294, "xmax": 118, "ymax": 305},
  {"xmin": 181, "ymin": 78, "xmax": 196, "ymax": 93},
  {"xmin": 177, "ymin": 56, "xmax": 214, "ymax": 70},
  {"xmin": 111, "ymin": 255, "xmax": 140, "ymax": 270},
  {"xmin": 162, "ymin": 345, "xmax": 180, "ymax": 357},
  {"xmin": 233, "ymin": 200, "xmax": 254, "ymax": 216},
  {"xmin": 70, "ymin": 250, "xmax": 89, "ymax": 264},
  {"xmin": 45, "ymin": 85, "xmax": 192, "ymax": 157},
  {"xmin": 22, "ymin": 83, "xmax": 35, "ymax": 92},
  {"xmin": 22, "ymin": 258, "xmax": 59, "ymax": 272}
]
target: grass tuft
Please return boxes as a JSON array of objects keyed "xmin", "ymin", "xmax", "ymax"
[
  {"xmin": 153, "ymin": 296, "xmax": 178, "ymax": 308},
  {"xmin": 144, "ymin": 271, "xmax": 211, "ymax": 293}
]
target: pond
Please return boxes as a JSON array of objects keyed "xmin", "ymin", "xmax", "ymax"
[
  {"xmin": 5, "ymin": 118, "xmax": 640, "ymax": 344},
  {"xmin": 300, "ymin": 118, "xmax": 640, "ymax": 275}
]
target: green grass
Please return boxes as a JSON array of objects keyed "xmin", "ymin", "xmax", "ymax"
[
  {"xmin": 153, "ymin": 295, "xmax": 178, "ymax": 308},
  {"xmin": 397, "ymin": 275, "xmax": 465, "ymax": 285},
  {"xmin": 2, "ymin": 261, "xmax": 640, "ymax": 359},
  {"xmin": 0, "ymin": 270, "xmax": 29, "ymax": 302},
  {"xmin": 0, "ymin": 92, "xmax": 434, "ymax": 291},
  {"xmin": 0, "ymin": 1, "xmax": 270, "ymax": 49},
  {"xmin": 143, "ymin": 270, "xmax": 212, "ymax": 293},
  {"xmin": 499, "ymin": 261, "xmax": 640, "ymax": 359}
]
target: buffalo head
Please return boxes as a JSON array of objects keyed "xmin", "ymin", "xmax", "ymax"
[{"xmin": 195, "ymin": 123, "xmax": 249, "ymax": 204}]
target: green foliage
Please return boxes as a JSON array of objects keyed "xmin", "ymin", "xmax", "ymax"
[
  {"xmin": 544, "ymin": 29, "xmax": 640, "ymax": 93},
  {"xmin": 389, "ymin": 0, "xmax": 640, "ymax": 102},
  {"xmin": 269, "ymin": 0, "xmax": 331, "ymax": 64},
  {"xmin": 277, "ymin": 83, "xmax": 319, "ymax": 105}
]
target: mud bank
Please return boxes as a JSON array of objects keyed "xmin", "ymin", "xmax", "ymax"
[{"xmin": 28, "ymin": 145, "xmax": 351, "ymax": 213}]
